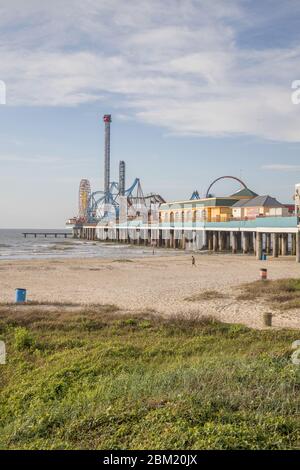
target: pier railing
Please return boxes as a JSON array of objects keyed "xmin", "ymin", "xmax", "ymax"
[{"xmin": 22, "ymin": 232, "xmax": 72, "ymax": 238}]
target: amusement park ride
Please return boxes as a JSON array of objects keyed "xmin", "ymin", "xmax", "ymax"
[
  {"xmin": 76, "ymin": 115, "xmax": 165, "ymax": 224},
  {"xmin": 72, "ymin": 115, "xmax": 252, "ymax": 227}
]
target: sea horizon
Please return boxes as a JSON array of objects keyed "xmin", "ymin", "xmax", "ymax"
[{"xmin": 0, "ymin": 228, "xmax": 174, "ymax": 261}]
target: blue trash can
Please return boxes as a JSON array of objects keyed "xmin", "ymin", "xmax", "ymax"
[{"xmin": 15, "ymin": 288, "xmax": 27, "ymax": 303}]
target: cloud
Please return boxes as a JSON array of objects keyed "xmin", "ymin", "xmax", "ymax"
[
  {"xmin": 262, "ymin": 164, "xmax": 300, "ymax": 171},
  {"xmin": 1, "ymin": 0, "xmax": 300, "ymax": 141}
]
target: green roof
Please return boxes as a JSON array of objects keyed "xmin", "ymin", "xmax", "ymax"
[
  {"xmin": 160, "ymin": 198, "xmax": 237, "ymax": 209},
  {"xmin": 230, "ymin": 188, "xmax": 258, "ymax": 198}
]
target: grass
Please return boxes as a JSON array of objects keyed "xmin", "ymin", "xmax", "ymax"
[
  {"xmin": 112, "ymin": 259, "xmax": 134, "ymax": 263},
  {"xmin": 237, "ymin": 278, "xmax": 300, "ymax": 310},
  {"xmin": 0, "ymin": 301, "xmax": 119, "ymax": 309},
  {"xmin": 0, "ymin": 301, "xmax": 80, "ymax": 307},
  {"xmin": 0, "ymin": 306, "xmax": 300, "ymax": 450},
  {"xmin": 185, "ymin": 290, "xmax": 227, "ymax": 302}
]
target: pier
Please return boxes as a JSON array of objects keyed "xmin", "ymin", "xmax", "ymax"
[
  {"xmin": 22, "ymin": 232, "xmax": 72, "ymax": 239},
  {"xmin": 72, "ymin": 216, "xmax": 300, "ymax": 262}
]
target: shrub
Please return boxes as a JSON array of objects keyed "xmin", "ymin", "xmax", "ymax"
[{"xmin": 14, "ymin": 327, "xmax": 35, "ymax": 351}]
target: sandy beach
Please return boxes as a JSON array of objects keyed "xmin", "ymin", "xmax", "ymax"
[{"xmin": 1, "ymin": 253, "xmax": 300, "ymax": 329}]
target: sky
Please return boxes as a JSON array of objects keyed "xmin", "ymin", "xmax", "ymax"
[{"xmin": 1, "ymin": 0, "xmax": 300, "ymax": 227}]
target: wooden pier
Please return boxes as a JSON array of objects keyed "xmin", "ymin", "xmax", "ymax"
[
  {"xmin": 72, "ymin": 217, "xmax": 300, "ymax": 262},
  {"xmin": 22, "ymin": 232, "xmax": 72, "ymax": 239}
]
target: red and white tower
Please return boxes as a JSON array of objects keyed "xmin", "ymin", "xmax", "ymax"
[{"xmin": 103, "ymin": 114, "xmax": 111, "ymax": 202}]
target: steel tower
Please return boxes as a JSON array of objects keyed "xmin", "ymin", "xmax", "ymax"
[
  {"xmin": 103, "ymin": 114, "xmax": 111, "ymax": 202},
  {"xmin": 119, "ymin": 160, "xmax": 126, "ymax": 196}
]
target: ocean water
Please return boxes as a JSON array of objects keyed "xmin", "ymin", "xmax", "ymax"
[{"xmin": 0, "ymin": 229, "xmax": 170, "ymax": 260}]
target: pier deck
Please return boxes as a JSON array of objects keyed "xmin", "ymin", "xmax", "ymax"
[{"xmin": 22, "ymin": 232, "xmax": 72, "ymax": 238}]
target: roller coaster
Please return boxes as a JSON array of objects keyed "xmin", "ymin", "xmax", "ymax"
[
  {"xmin": 87, "ymin": 178, "xmax": 144, "ymax": 222},
  {"xmin": 190, "ymin": 176, "xmax": 249, "ymax": 200},
  {"xmin": 78, "ymin": 177, "xmax": 165, "ymax": 223},
  {"xmin": 75, "ymin": 115, "xmax": 165, "ymax": 224},
  {"xmin": 205, "ymin": 176, "xmax": 247, "ymax": 198}
]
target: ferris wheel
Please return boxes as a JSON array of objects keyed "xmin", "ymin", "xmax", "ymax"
[{"xmin": 78, "ymin": 179, "xmax": 91, "ymax": 221}]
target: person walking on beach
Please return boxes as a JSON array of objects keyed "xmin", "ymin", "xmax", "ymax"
[{"xmin": 192, "ymin": 255, "xmax": 196, "ymax": 267}]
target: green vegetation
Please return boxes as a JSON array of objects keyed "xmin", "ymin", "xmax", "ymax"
[
  {"xmin": 238, "ymin": 278, "xmax": 300, "ymax": 310},
  {"xmin": 185, "ymin": 290, "xmax": 227, "ymax": 302},
  {"xmin": 0, "ymin": 305, "xmax": 299, "ymax": 450},
  {"xmin": 112, "ymin": 259, "xmax": 134, "ymax": 263}
]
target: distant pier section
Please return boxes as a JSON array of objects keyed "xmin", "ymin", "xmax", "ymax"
[{"xmin": 22, "ymin": 232, "xmax": 72, "ymax": 239}]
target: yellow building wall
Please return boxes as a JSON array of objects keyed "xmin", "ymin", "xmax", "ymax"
[{"xmin": 159, "ymin": 205, "xmax": 233, "ymax": 223}]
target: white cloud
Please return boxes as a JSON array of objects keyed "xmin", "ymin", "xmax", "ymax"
[{"xmin": 1, "ymin": 0, "xmax": 300, "ymax": 141}]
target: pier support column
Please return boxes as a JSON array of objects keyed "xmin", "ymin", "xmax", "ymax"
[
  {"xmin": 170, "ymin": 231, "xmax": 174, "ymax": 249},
  {"xmin": 296, "ymin": 231, "xmax": 300, "ymax": 263},
  {"xmin": 281, "ymin": 234, "xmax": 288, "ymax": 256},
  {"xmin": 296, "ymin": 232, "xmax": 300, "ymax": 263},
  {"xmin": 223, "ymin": 232, "xmax": 228, "ymax": 250},
  {"xmin": 236, "ymin": 232, "xmax": 242, "ymax": 252},
  {"xmin": 272, "ymin": 233, "xmax": 279, "ymax": 258},
  {"xmin": 278, "ymin": 234, "xmax": 282, "ymax": 256},
  {"xmin": 208, "ymin": 232, "xmax": 213, "ymax": 251},
  {"xmin": 256, "ymin": 232, "xmax": 262, "ymax": 260},
  {"xmin": 265, "ymin": 233, "xmax": 271, "ymax": 254},
  {"xmin": 163, "ymin": 232, "xmax": 168, "ymax": 248},
  {"xmin": 253, "ymin": 233, "xmax": 256, "ymax": 254},
  {"xmin": 159, "ymin": 230, "xmax": 163, "ymax": 247},
  {"xmin": 232, "ymin": 232, "xmax": 237, "ymax": 254},
  {"xmin": 219, "ymin": 232, "xmax": 226, "ymax": 251},
  {"xmin": 181, "ymin": 231, "xmax": 186, "ymax": 250},
  {"xmin": 292, "ymin": 233, "xmax": 296, "ymax": 255},
  {"xmin": 242, "ymin": 232, "xmax": 249, "ymax": 254},
  {"xmin": 173, "ymin": 231, "xmax": 177, "ymax": 249},
  {"xmin": 202, "ymin": 231, "xmax": 207, "ymax": 249},
  {"xmin": 192, "ymin": 230, "xmax": 196, "ymax": 250},
  {"xmin": 226, "ymin": 232, "xmax": 230, "ymax": 250},
  {"xmin": 213, "ymin": 232, "xmax": 218, "ymax": 252},
  {"xmin": 248, "ymin": 232, "xmax": 253, "ymax": 253}
]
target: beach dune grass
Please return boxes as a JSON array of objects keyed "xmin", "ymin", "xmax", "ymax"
[
  {"xmin": 0, "ymin": 306, "xmax": 299, "ymax": 450},
  {"xmin": 238, "ymin": 278, "xmax": 300, "ymax": 310},
  {"xmin": 185, "ymin": 290, "xmax": 227, "ymax": 302}
]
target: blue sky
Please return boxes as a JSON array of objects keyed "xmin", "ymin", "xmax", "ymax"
[{"xmin": 1, "ymin": 0, "xmax": 300, "ymax": 228}]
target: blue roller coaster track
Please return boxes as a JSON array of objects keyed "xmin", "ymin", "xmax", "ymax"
[{"xmin": 87, "ymin": 178, "xmax": 142, "ymax": 222}]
